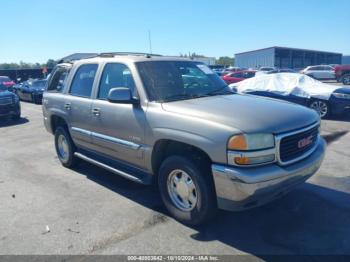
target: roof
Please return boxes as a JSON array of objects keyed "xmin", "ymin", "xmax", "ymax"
[{"xmin": 235, "ymin": 46, "xmax": 342, "ymax": 56}]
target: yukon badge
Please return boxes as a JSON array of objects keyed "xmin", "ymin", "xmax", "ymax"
[{"xmin": 298, "ymin": 135, "xmax": 314, "ymax": 149}]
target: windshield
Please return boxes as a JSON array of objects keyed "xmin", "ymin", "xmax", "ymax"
[
  {"xmin": 32, "ymin": 80, "xmax": 47, "ymax": 89},
  {"xmin": 137, "ymin": 61, "xmax": 229, "ymax": 102}
]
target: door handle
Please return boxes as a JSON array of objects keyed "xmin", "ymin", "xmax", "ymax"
[
  {"xmin": 64, "ymin": 103, "xmax": 71, "ymax": 110},
  {"xmin": 92, "ymin": 108, "xmax": 100, "ymax": 116}
]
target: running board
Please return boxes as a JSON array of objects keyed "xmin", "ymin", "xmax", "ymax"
[{"xmin": 74, "ymin": 152, "xmax": 149, "ymax": 184}]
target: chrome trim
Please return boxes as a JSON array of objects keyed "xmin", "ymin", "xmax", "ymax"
[
  {"xmin": 227, "ymin": 148, "xmax": 276, "ymax": 167},
  {"xmin": 275, "ymin": 121, "xmax": 320, "ymax": 166},
  {"xmin": 71, "ymin": 127, "xmax": 141, "ymax": 150},
  {"xmin": 92, "ymin": 132, "xmax": 141, "ymax": 150},
  {"xmin": 71, "ymin": 127, "xmax": 91, "ymax": 136},
  {"xmin": 74, "ymin": 152, "xmax": 144, "ymax": 184},
  {"xmin": 213, "ymin": 138, "xmax": 326, "ymax": 211}
]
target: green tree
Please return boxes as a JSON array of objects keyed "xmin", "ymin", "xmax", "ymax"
[
  {"xmin": 216, "ymin": 56, "xmax": 234, "ymax": 66},
  {"xmin": 45, "ymin": 59, "xmax": 57, "ymax": 68}
]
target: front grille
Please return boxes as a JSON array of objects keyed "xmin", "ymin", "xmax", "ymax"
[
  {"xmin": 279, "ymin": 125, "xmax": 319, "ymax": 163},
  {"xmin": 0, "ymin": 96, "xmax": 13, "ymax": 106}
]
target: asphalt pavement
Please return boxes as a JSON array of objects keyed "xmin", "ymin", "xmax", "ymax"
[{"xmin": 0, "ymin": 100, "xmax": 350, "ymax": 256}]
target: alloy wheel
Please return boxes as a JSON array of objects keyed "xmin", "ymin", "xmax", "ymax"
[{"xmin": 310, "ymin": 100, "xmax": 328, "ymax": 118}]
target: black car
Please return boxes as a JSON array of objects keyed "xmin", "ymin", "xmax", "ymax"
[
  {"xmin": 15, "ymin": 79, "xmax": 47, "ymax": 104},
  {"xmin": 0, "ymin": 84, "xmax": 21, "ymax": 120}
]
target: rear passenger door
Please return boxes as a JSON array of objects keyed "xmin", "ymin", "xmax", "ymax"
[
  {"xmin": 65, "ymin": 64, "xmax": 98, "ymax": 149},
  {"xmin": 89, "ymin": 62, "xmax": 146, "ymax": 168}
]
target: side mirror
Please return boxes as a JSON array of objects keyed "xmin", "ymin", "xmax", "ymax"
[{"xmin": 108, "ymin": 87, "xmax": 139, "ymax": 104}]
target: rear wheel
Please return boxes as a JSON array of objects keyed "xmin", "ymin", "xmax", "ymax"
[
  {"xmin": 158, "ymin": 156, "xmax": 217, "ymax": 225},
  {"xmin": 54, "ymin": 127, "xmax": 79, "ymax": 168},
  {"xmin": 309, "ymin": 99, "xmax": 330, "ymax": 119},
  {"xmin": 342, "ymin": 74, "xmax": 350, "ymax": 85}
]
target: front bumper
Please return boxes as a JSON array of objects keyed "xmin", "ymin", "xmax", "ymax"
[
  {"xmin": 212, "ymin": 137, "xmax": 326, "ymax": 211},
  {"xmin": 0, "ymin": 103, "xmax": 20, "ymax": 118},
  {"xmin": 329, "ymin": 99, "xmax": 350, "ymax": 115}
]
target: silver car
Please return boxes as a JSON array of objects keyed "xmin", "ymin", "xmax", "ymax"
[
  {"xmin": 302, "ymin": 65, "xmax": 335, "ymax": 80},
  {"xmin": 42, "ymin": 53, "xmax": 326, "ymax": 225}
]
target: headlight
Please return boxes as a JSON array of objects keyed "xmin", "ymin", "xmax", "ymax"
[
  {"xmin": 227, "ymin": 133, "xmax": 275, "ymax": 166},
  {"xmin": 228, "ymin": 133, "xmax": 275, "ymax": 151},
  {"xmin": 333, "ymin": 93, "xmax": 350, "ymax": 99}
]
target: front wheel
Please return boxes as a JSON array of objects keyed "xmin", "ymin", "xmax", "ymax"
[
  {"xmin": 309, "ymin": 99, "xmax": 330, "ymax": 119},
  {"xmin": 12, "ymin": 113, "xmax": 21, "ymax": 121},
  {"xmin": 54, "ymin": 127, "xmax": 79, "ymax": 168},
  {"xmin": 158, "ymin": 156, "xmax": 217, "ymax": 225}
]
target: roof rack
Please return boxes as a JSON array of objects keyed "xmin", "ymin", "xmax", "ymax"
[
  {"xmin": 99, "ymin": 52, "xmax": 162, "ymax": 57},
  {"xmin": 58, "ymin": 52, "xmax": 162, "ymax": 64}
]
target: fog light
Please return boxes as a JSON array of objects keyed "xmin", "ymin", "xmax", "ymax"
[{"xmin": 234, "ymin": 154, "xmax": 275, "ymax": 166}]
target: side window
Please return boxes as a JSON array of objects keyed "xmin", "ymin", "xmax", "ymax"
[
  {"xmin": 47, "ymin": 67, "xmax": 70, "ymax": 93},
  {"xmin": 69, "ymin": 64, "xmax": 98, "ymax": 98},
  {"xmin": 98, "ymin": 63, "xmax": 136, "ymax": 100},
  {"xmin": 233, "ymin": 73, "xmax": 243, "ymax": 78}
]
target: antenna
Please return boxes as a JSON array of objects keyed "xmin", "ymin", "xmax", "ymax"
[{"xmin": 148, "ymin": 30, "xmax": 153, "ymax": 54}]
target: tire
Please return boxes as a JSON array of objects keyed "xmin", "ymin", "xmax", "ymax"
[
  {"xmin": 54, "ymin": 126, "xmax": 79, "ymax": 168},
  {"xmin": 12, "ymin": 113, "xmax": 21, "ymax": 121},
  {"xmin": 342, "ymin": 74, "xmax": 350, "ymax": 85},
  {"xmin": 309, "ymin": 99, "xmax": 330, "ymax": 119},
  {"xmin": 158, "ymin": 155, "xmax": 217, "ymax": 225},
  {"xmin": 33, "ymin": 96, "xmax": 41, "ymax": 105}
]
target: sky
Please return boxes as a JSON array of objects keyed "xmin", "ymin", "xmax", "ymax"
[{"xmin": 1, "ymin": 0, "xmax": 349, "ymax": 63}]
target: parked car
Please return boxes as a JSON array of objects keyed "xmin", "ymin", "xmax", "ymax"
[
  {"xmin": 221, "ymin": 70, "xmax": 256, "ymax": 84},
  {"xmin": 0, "ymin": 76, "xmax": 16, "ymax": 91},
  {"xmin": 334, "ymin": 64, "xmax": 350, "ymax": 85},
  {"xmin": 15, "ymin": 79, "xmax": 47, "ymax": 104},
  {"xmin": 267, "ymin": 68, "xmax": 295, "ymax": 74},
  {"xmin": 0, "ymin": 84, "xmax": 21, "ymax": 120},
  {"xmin": 230, "ymin": 73, "xmax": 350, "ymax": 118},
  {"xmin": 301, "ymin": 65, "xmax": 335, "ymax": 80},
  {"xmin": 255, "ymin": 67, "xmax": 276, "ymax": 76},
  {"xmin": 43, "ymin": 53, "xmax": 325, "ymax": 225},
  {"xmin": 221, "ymin": 66, "xmax": 245, "ymax": 75}
]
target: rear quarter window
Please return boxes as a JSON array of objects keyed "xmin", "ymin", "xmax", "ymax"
[{"xmin": 69, "ymin": 64, "xmax": 98, "ymax": 98}]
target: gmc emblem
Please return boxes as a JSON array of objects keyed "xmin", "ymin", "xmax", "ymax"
[{"xmin": 298, "ymin": 135, "xmax": 314, "ymax": 149}]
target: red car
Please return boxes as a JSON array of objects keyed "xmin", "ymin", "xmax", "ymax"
[
  {"xmin": 0, "ymin": 76, "xmax": 16, "ymax": 89},
  {"xmin": 334, "ymin": 65, "xmax": 350, "ymax": 85},
  {"xmin": 221, "ymin": 70, "xmax": 256, "ymax": 84}
]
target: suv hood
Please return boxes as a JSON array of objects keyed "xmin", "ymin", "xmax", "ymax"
[{"xmin": 161, "ymin": 94, "xmax": 319, "ymax": 134}]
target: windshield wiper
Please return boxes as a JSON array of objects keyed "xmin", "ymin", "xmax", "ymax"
[{"xmin": 163, "ymin": 93, "xmax": 209, "ymax": 102}]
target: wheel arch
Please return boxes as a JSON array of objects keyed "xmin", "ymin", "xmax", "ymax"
[
  {"xmin": 51, "ymin": 114, "xmax": 69, "ymax": 133},
  {"xmin": 151, "ymin": 139, "xmax": 213, "ymax": 177}
]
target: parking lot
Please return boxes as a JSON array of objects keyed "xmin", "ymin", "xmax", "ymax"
[{"xmin": 0, "ymin": 95, "xmax": 349, "ymax": 256}]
